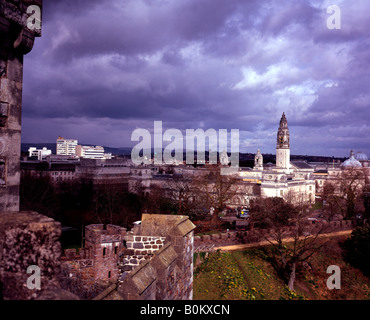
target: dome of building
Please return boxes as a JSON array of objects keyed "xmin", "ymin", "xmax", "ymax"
[
  {"xmin": 355, "ymin": 152, "xmax": 368, "ymax": 161},
  {"xmin": 341, "ymin": 150, "xmax": 362, "ymax": 168}
]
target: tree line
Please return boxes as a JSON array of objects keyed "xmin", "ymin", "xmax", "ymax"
[{"xmin": 20, "ymin": 165, "xmax": 370, "ymax": 288}]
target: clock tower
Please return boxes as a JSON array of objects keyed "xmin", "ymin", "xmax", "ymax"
[{"xmin": 276, "ymin": 112, "xmax": 290, "ymax": 171}]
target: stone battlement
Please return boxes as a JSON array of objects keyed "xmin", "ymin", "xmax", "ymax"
[
  {"xmin": 61, "ymin": 247, "xmax": 91, "ymax": 260},
  {"xmin": 0, "ymin": 211, "xmax": 78, "ymax": 300},
  {"xmin": 85, "ymin": 224, "xmax": 127, "ymax": 242},
  {"xmin": 61, "ymin": 214, "xmax": 196, "ymax": 300}
]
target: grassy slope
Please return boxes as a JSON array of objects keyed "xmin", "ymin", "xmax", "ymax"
[{"xmin": 193, "ymin": 236, "xmax": 370, "ymax": 300}]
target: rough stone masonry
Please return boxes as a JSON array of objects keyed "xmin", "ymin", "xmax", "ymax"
[
  {"xmin": 0, "ymin": 1, "xmax": 78, "ymax": 300},
  {"xmin": 0, "ymin": 2, "xmax": 197, "ymax": 300},
  {"xmin": 0, "ymin": 0, "xmax": 42, "ymax": 212},
  {"xmin": 60, "ymin": 214, "xmax": 196, "ymax": 300}
]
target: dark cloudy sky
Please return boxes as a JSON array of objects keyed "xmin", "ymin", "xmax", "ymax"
[{"xmin": 21, "ymin": 0, "xmax": 370, "ymax": 158}]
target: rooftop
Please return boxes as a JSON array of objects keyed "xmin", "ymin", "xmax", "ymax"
[
  {"xmin": 355, "ymin": 152, "xmax": 368, "ymax": 161},
  {"xmin": 290, "ymin": 161, "xmax": 314, "ymax": 170},
  {"xmin": 341, "ymin": 150, "xmax": 362, "ymax": 168}
]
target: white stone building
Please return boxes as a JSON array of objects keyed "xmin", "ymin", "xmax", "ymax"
[
  {"xmin": 236, "ymin": 113, "xmax": 316, "ymax": 206},
  {"xmin": 76, "ymin": 145, "xmax": 112, "ymax": 160},
  {"xmin": 126, "ymin": 113, "xmax": 316, "ymax": 208},
  {"xmin": 56, "ymin": 136, "xmax": 78, "ymax": 156},
  {"xmin": 28, "ymin": 147, "xmax": 52, "ymax": 160},
  {"xmin": 313, "ymin": 150, "xmax": 370, "ymax": 197}
]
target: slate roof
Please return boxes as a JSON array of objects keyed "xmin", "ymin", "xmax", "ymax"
[
  {"xmin": 314, "ymin": 169, "xmax": 328, "ymax": 174},
  {"xmin": 140, "ymin": 214, "xmax": 195, "ymax": 237},
  {"xmin": 290, "ymin": 161, "xmax": 313, "ymax": 169}
]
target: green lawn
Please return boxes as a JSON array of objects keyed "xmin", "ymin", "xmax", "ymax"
[
  {"xmin": 193, "ymin": 237, "xmax": 370, "ymax": 300},
  {"xmin": 193, "ymin": 250, "xmax": 304, "ymax": 300}
]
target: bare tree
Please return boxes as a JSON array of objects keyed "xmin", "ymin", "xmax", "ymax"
[
  {"xmin": 92, "ymin": 183, "xmax": 146, "ymax": 227},
  {"xmin": 250, "ymin": 195, "xmax": 327, "ymax": 291},
  {"xmin": 93, "ymin": 185, "xmax": 121, "ymax": 225},
  {"xmin": 363, "ymin": 185, "xmax": 370, "ymax": 224},
  {"xmin": 321, "ymin": 182, "xmax": 344, "ymax": 221},
  {"xmin": 20, "ymin": 172, "xmax": 58, "ymax": 218},
  {"xmin": 129, "ymin": 179, "xmax": 145, "ymax": 195},
  {"xmin": 340, "ymin": 167, "xmax": 366, "ymax": 220},
  {"xmin": 192, "ymin": 165, "xmax": 239, "ymax": 222},
  {"xmin": 322, "ymin": 167, "xmax": 366, "ymax": 221},
  {"xmin": 165, "ymin": 175, "xmax": 197, "ymax": 215},
  {"xmin": 142, "ymin": 184, "xmax": 175, "ymax": 215}
]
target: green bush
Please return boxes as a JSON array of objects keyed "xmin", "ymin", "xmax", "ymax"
[{"xmin": 344, "ymin": 224, "xmax": 370, "ymax": 276}]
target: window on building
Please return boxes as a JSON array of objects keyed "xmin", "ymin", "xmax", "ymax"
[
  {"xmin": 108, "ymin": 271, "xmax": 111, "ymax": 279},
  {"xmin": 103, "ymin": 248, "xmax": 106, "ymax": 257},
  {"xmin": 0, "ymin": 159, "xmax": 5, "ymax": 186},
  {"xmin": 0, "ymin": 103, "xmax": 7, "ymax": 127},
  {"xmin": 114, "ymin": 246, "xmax": 118, "ymax": 255}
]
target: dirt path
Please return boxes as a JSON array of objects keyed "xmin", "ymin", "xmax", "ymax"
[{"xmin": 214, "ymin": 230, "xmax": 352, "ymax": 252}]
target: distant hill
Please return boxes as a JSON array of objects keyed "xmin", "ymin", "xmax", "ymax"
[
  {"xmin": 99, "ymin": 146, "xmax": 133, "ymax": 155},
  {"xmin": 21, "ymin": 144, "xmax": 347, "ymax": 161}
]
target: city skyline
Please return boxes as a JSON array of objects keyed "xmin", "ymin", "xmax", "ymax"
[{"xmin": 21, "ymin": 0, "xmax": 370, "ymax": 157}]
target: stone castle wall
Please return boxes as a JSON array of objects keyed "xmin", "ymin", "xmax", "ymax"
[
  {"xmin": 60, "ymin": 214, "xmax": 196, "ymax": 300},
  {"xmin": 84, "ymin": 224, "xmax": 126, "ymax": 282},
  {"xmin": 0, "ymin": 211, "xmax": 78, "ymax": 300},
  {"xmin": 2, "ymin": 1, "xmax": 191, "ymax": 301},
  {"xmin": 172, "ymin": 230, "xmax": 194, "ymax": 299},
  {"xmin": 0, "ymin": 0, "xmax": 42, "ymax": 212},
  {"xmin": 121, "ymin": 234, "xmax": 166, "ymax": 273}
]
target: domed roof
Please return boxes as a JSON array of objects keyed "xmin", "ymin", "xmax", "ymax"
[
  {"xmin": 341, "ymin": 150, "xmax": 362, "ymax": 168},
  {"xmin": 355, "ymin": 152, "xmax": 368, "ymax": 161}
]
